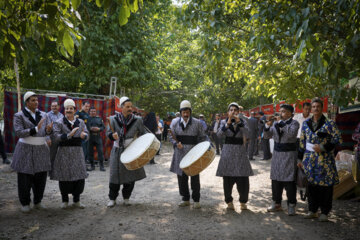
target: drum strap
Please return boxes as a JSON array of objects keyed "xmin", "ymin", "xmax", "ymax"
[
  {"xmin": 225, "ymin": 137, "xmax": 243, "ymax": 145},
  {"xmin": 176, "ymin": 135, "xmax": 198, "ymax": 145}
]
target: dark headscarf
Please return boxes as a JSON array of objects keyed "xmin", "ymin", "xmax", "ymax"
[{"xmin": 143, "ymin": 112, "xmax": 157, "ymax": 133}]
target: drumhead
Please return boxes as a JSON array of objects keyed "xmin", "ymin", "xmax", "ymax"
[
  {"xmin": 180, "ymin": 141, "xmax": 210, "ymax": 168},
  {"xmin": 121, "ymin": 133, "xmax": 156, "ymax": 164}
]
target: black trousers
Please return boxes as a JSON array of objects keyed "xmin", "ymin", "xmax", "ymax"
[
  {"xmin": 272, "ymin": 180, "xmax": 297, "ymax": 205},
  {"xmin": 307, "ymin": 184, "xmax": 334, "ymax": 215},
  {"xmin": 17, "ymin": 172, "xmax": 47, "ymax": 206},
  {"xmin": 177, "ymin": 173, "xmax": 200, "ymax": 202},
  {"xmin": 0, "ymin": 131, "xmax": 7, "ymax": 161},
  {"xmin": 248, "ymin": 137, "xmax": 256, "ymax": 159},
  {"xmin": 88, "ymin": 136, "xmax": 104, "ymax": 167},
  {"xmin": 108, "ymin": 182, "xmax": 135, "ymax": 200},
  {"xmin": 59, "ymin": 179, "xmax": 85, "ymax": 202},
  {"xmin": 223, "ymin": 176, "xmax": 249, "ymax": 204},
  {"xmin": 261, "ymin": 138, "xmax": 271, "ymax": 159},
  {"xmin": 212, "ymin": 133, "xmax": 223, "ymax": 154}
]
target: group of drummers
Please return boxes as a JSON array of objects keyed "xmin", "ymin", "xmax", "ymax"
[{"xmin": 10, "ymin": 91, "xmax": 341, "ymax": 222}]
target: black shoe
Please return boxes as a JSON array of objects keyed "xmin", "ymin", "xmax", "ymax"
[
  {"xmin": 87, "ymin": 166, "xmax": 95, "ymax": 171},
  {"xmin": 249, "ymin": 158, "xmax": 255, "ymax": 161},
  {"xmin": 100, "ymin": 166, "xmax": 106, "ymax": 171},
  {"xmin": 3, "ymin": 159, "xmax": 10, "ymax": 164}
]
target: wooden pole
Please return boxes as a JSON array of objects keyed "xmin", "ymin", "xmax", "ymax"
[{"xmin": 14, "ymin": 57, "xmax": 21, "ymax": 112}]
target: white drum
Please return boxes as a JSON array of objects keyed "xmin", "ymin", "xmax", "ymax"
[
  {"xmin": 180, "ymin": 141, "xmax": 216, "ymax": 176},
  {"xmin": 120, "ymin": 133, "xmax": 160, "ymax": 170}
]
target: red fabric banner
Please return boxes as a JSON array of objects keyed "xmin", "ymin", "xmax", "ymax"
[{"xmin": 261, "ymin": 104, "xmax": 274, "ymax": 115}]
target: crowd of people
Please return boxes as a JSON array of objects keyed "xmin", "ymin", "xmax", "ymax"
[{"xmin": 1, "ymin": 91, "xmax": 358, "ymax": 224}]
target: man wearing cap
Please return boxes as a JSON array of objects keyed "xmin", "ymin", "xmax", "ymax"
[
  {"xmin": 247, "ymin": 112, "xmax": 259, "ymax": 160},
  {"xmin": 259, "ymin": 111, "xmax": 271, "ymax": 160},
  {"xmin": 87, "ymin": 106, "xmax": 106, "ymax": 171},
  {"xmin": 216, "ymin": 102, "xmax": 254, "ymax": 211},
  {"xmin": 210, "ymin": 113, "xmax": 223, "ymax": 155},
  {"xmin": 169, "ymin": 100, "xmax": 208, "ymax": 209},
  {"xmin": 47, "ymin": 101, "xmax": 64, "ymax": 170},
  {"xmin": 11, "ymin": 91, "xmax": 53, "ymax": 213},
  {"xmin": 76, "ymin": 101, "xmax": 90, "ymax": 164},
  {"xmin": 51, "ymin": 99, "xmax": 89, "ymax": 209},
  {"xmin": 264, "ymin": 104, "xmax": 299, "ymax": 216},
  {"xmin": 199, "ymin": 114, "xmax": 208, "ymax": 132},
  {"xmin": 106, "ymin": 97, "xmax": 147, "ymax": 207}
]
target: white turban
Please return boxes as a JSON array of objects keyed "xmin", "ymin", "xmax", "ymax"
[
  {"xmin": 120, "ymin": 96, "xmax": 130, "ymax": 107},
  {"xmin": 64, "ymin": 99, "xmax": 76, "ymax": 108},
  {"xmin": 23, "ymin": 91, "xmax": 36, "ymax": 102}
]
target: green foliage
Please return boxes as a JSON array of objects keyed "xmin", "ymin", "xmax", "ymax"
[
  {"xmin": 0, "ymin": 0, "xmax": 141, "ymax": 64},
  {"xmin": 180, "ymin": 0, "xmax": 360, "ymax": 107}
]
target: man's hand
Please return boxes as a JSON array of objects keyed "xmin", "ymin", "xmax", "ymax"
[
  {"xmin": 46, "ymin": 122, "xmax": 53, "ymax": 133},
  {"xmin": 177, "ymin": 142, "xmax": 183, "ymax": 149},
  {"xmin": 80, "ymin": 131, "xmax": 87, "ymax": 139},
  {"xmin": 297, "ymin": 162, "xmax": 303, "ymax": 168},
  {"xmin": 112, "ymin": 132, "xmax": 119, "ymax": 140},
  {"xmin": 37, "ymin": 118, "xmax": 46, "ymax": 129},
  {"xmin": 46, "ymin": 139, "xmax": 51, "ymax": 146},
  {"xmin": 68, "ymin": 127, "xmax": 79, "ymax": 138},
  {"xmin": 91, "ymin": 127, "xmax": 100, "ymax": 132},
  {"xmin": 313, "ymin": 144, "xmax": 322, "ymax": 153}
]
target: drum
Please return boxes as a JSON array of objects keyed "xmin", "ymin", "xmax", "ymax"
[
  {"xmin": 180, "ymin": 141, "xmax": 216, "ymax": 176},
  {"xmin": 120, "ymin": 133, "xmax": 160, "ymax": 170}
]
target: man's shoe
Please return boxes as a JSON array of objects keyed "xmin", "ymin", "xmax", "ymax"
[
  {"xmin": 227, "ymin": 202, "xmax": 235, "ymax": 210},
  {"xmin": 123, "ymin": 199, "xmax": 131, "ymax": 206},
  {"xmin": 61, "ymin": 202, "xmax": 69, "ymax": 209},
  {"xmin": 87, "ymin": 165, "xmax": 95, "ymax": 171},
  {"xmin": 3, "ymin": 159, "xmax": 10, "ymax": 164},
  {"xmin": 33, "ymin": 202, "xmax": 46, "ymax": 210},
  {"xmin": 100, "ymin": 166, "xmax": 106, "ymax": 171},
  {"xmin": 21, "ymin": 205, "xmax": 31, "ymax": 213},
  {"xmin": 178, "ymin": 201, "xmax": 190, "ymax": 207},
  {"xmin": 72, "ymin": 201, "xmax": 85, "ymax": 209},
  {"xmin": 107, "ymin": 200, "xmax": 116, "ymax": 208},
  {"xmin": 267, "ymin": 202, "xmax": 282, "ymax": 212},
  {"xmin": 319, "ymin": 214, "xmax": 329, "ymax": 222},
  {"xmin": 304, "ymin": 211, "xmax": 318, "ymax": 219},
  {"xmin": 249, "ymin": 158, "xmax": 255, "ymax": 161},
  {"xmin": 193, "ymin": 202, "xmax": 201, "ymax": 209},
  {"xmin": 288, "ymin": 204, "xmax": 296, "ymax": 216},
  {"xmin": 240, "ymin": 203, "xmax": 248, "ymax": 210}
]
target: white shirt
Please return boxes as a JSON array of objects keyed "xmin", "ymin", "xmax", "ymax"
[
  {"xmin": 181, "ymin": 117, "xmax": 189, "ymax": 128},
  {"xmin": 156, "ymin": 122, "xmax": 162, "ymax": 134},
  {"xmin": 25, "ymin": 107, "xmax": 36, "ymax": 120},
  {"xmin": 66, "ymin": 117, "xmax": 77, "ymax": 126},
  {"xmin": 213, "ymin": 120, "xmax": 220, "ymax": 132},
  {"xmin": 293, "ymin": 113, "xmax": 312, "ymax": 138}
]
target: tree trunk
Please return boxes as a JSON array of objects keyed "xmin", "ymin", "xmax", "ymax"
[{"xmin": 14, "ymin": 57, "xmax": 21, "ymax": 112}]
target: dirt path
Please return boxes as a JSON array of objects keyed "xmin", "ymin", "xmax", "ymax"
[{"xmin": 0, "ymin": 142, "xmax": 359, "ymax": 240}]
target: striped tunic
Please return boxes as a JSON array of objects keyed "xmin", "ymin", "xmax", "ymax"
[
  {"xmin": 169, "ymin": 117, "xmax": 208, "ymax": 176},
  {"xmin": 50, "ymin": 117, "xmax": 88, "ymax": 181},
  {"xmin": 216, "ymin": 119, "xmax": 254, "ymax": 177},
  {"xmin": 264, "ymin": 119, "xmax": 300, "ymax": 182},
  {"xmin": 11, "ymin": 109, "xmax": 51, "ymax": 174}
]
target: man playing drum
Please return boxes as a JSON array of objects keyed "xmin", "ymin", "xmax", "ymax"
[
  {"xmin": 216, "ymin": 102, "xmax": 254, "ymax": 211},
  {"xmin": 106, "ymin": 97, "xmax": 147, "ymax": 207},
  {"xmin": 169, "ymin": 100, "xmax": 208, "ymax": 209}
]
